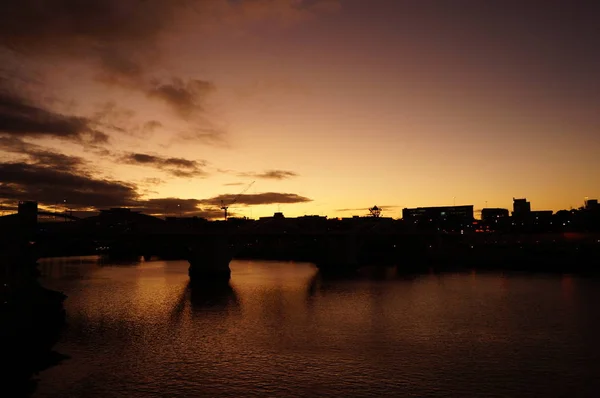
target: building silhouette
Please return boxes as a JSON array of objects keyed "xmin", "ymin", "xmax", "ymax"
[
  {"xmin": 585, "ymin": 199, "xmax": 598, "ymax": 210},
  {"xmin": 402, "ymin": 205, "xmax": 474, "ymax": 221},
  {"xmin": 512, "ymin": 198, "xmax": 531, "ymax": 218},
  {"xmin": 402, "ymin": 205, "xmax": 474, "ymax": 232},
  {"xmin": 481, "ymin": 208, "xmax": 509, "ymax": 222}
]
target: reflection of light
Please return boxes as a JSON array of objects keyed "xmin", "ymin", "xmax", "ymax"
[{"xmin": 561, "ymin": 275, "xmax": 574, "ymax": 301}]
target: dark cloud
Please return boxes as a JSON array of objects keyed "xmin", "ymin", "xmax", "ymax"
[
  {"xmin": 84, "ymin": 146, "xmax": 112, "ymax": 157},
  {"xmin": 143, "ymin": 120, "xmax": 162, "ymax": 132},
  {"xmin": 238, "ymin": 169, "xmax": 298, "ymax": 180},
  {"xmin": 0, "ymin": 162, "xmax": 138, "ymax": 208},
  {"xmin": 142, "ymin": 177, "xmax": 165, "ymax": 186},
  {"xmin": 0, "ymin": 158, "xmax": 223, "ymax": 219},
  {"xmin": 0, "ymin": 0, "xmax": 222, "ymax": 133},
  {"xmin": 0, "ymin": 91, "xmax": 109, "ymax": 144},
  {"xmin": 147, "ymin": 78, "xmax": 215, "ymax": 118},
  {"xmin": 200, "ymin": 192, "xmax": 311, "ymax": 207},
  {"xmin": 179, "ymin": 126, "xmax": 229, "ymax": 147},
  {"xmin": 98, "ymin": 74, "xmax": 220, "ymax": 128},
  {"xmin": 119, "ymin": 152, "xmax": 208, "ymax": 178},
  {"xmin": 0, "ymin": 0, "xmax": 180, "ymax": 68},
  {"xmin": 0, "ymin": 136, "xmax": 85, "ymax": 169},
  {"xmin": 26, "ymin": 151, "xmax": 84, "ymax": 170},
  {"xmin": 0, "ymin": 136, "xmax": 37, "ymax": 153},
  {"xmin": 223, "ymin": 182, "xmax": 245, "ymax": 186},
  {"xmin": 0, "ymin": 137, "xmax": 122, "ymax": 208}
]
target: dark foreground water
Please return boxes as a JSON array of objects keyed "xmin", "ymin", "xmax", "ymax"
[{"xmin": 35, "ymin": 257, "xmax": 600, "ymax": 397}]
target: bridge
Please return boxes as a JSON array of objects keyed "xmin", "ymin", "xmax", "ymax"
[
  {"xmin": 6, "ymin": 207, "xmax": 600, "ymax": 285},
  {"xmin": 33, "ymin": 216, "xmax": 445, "ymax": 282}
]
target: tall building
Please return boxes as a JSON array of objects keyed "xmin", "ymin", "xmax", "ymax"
[
  {"xmin": 512, "ymin": 198, "xmax": 531, "ymax": 218},
  {"xmin": 18, "ymin": 200, "xmax": 38, "ymax": 225}
]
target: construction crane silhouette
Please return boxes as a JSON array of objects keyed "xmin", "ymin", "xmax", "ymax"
[{"xmin": 221, "ymin": 181, "xmax": 255, "ymax": 220}]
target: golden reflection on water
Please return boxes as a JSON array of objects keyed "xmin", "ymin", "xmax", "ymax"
[{"xmin": 34, "ymin": 256, "xmax": 600, "ymax": 398}]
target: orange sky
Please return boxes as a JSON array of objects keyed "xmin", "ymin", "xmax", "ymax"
[{"xmin": 1, "ymin": 0, "xmax": 599, "ymax": 219}]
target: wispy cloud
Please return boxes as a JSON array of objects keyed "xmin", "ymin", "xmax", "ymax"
[
  {"xmin": 119, "ymin": 152, "xmax": 209, "ymax": 178},
  {"xmin": 238, "ymin": 169, "xmax": 298, "ymax": 180},
  {"xmin": 147, "ymin": 78, "xmax": 215, "ymax": 119},
  {"xmin": 200, "ymin": 192, "xmax": 311, "ymax": 206}
]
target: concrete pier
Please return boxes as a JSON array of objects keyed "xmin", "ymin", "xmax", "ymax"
[{"xmin": 187, "ymin": 235, "xmax": 233, "ymax": 284}]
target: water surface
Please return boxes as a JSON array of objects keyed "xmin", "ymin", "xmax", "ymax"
[{"xmin": 36, "ymin": 257, "xmax": 600, "ymax": 397}]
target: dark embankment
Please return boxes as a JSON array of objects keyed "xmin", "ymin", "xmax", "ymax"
[{"xmin": 1, "ymin": 230, "xmax": 67, "ymax": 396}]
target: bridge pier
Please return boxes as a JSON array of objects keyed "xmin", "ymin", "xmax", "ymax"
[{"xmin": 187, "ymin": 236, "xmax": 233, "ymax": 284}]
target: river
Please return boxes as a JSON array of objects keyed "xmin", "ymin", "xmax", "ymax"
[{"xmin": 34, "ymin": 256, "xmax": 600, "ymax": 397}]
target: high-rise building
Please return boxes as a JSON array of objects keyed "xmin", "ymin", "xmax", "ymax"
[{"xmin": 512, "ymin": 198, "xmax": 531, "ymax": 218}]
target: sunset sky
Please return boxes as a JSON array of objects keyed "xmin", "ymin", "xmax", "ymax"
[{"xmin": 1, "ymin": 0, "xmax": 599, "ymax": 219}]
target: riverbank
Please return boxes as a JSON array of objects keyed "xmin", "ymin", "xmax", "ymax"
[{"xmin": 1, "ymin": 239, "xmax": 67, "ymax": 396}]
